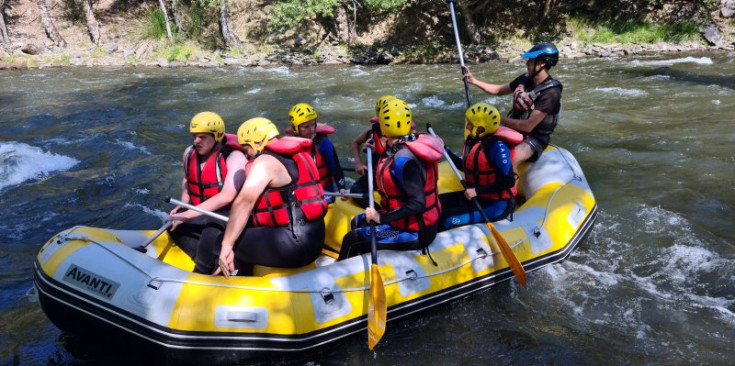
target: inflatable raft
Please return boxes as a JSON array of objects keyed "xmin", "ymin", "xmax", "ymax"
[{"xmin": 32, "ymin": 145, "xmax": 596, "ymax": 362}]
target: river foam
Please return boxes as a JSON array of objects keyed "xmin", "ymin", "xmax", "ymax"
[
  {"xmin": 0, "ymin": 142, "xmax": 79, "ymax": 191},
  {"xmin": 629, "ymin": 56, "xmax": 713, "ymax": 67}
]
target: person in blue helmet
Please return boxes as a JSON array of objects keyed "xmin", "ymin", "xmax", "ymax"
[{"xmin": 462, "ymin": 42, "xmax": 562, "ymax": 169}]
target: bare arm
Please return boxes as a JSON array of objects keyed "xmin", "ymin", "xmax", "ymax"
[
  {"xmin": 501, "ymin": 109, "xmax": 548, "ymax": 133},
  {"xmin": 463, "ymin": 66, "xmax": 514, "ymax": 96},
  {"xmin": 171, "ymin": 148, "xmax": 191, "ymax": 216},
  {"xmin": 351, "ymin": 128, "xmax": 371, "ymax": 175},
  {"xmin": 176, "ymin": 150, "xmax": 247, "ymax": 221},
  {"xmin": 215, "ymin": 154, "xmax": 289, "ymax": 277}
]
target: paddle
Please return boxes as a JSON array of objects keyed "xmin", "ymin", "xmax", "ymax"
[
  {"xmin": 324, "ymin": 191, "xmax": 365, "ymax": 199},
  {"xmin": 365, "ymin": 148, "xmax": 386, "ymax": 350},
  {"xmin": 166, "ymin": 198, "xmax": 238, "ymax": 276},
  {"xmin": 443, "ymin": 1, "xmax": 526, "ymax": 286},
  {"xmin": 447, "ymin": 0, "xmax": 472, "ymax": 106},
  {"xmin": 427, "ymin": 125, "xmax": 526, "ymax": 286},
  {"xmin": 166, "ymin": 197, "xmax": 229, "ymax": 223},
  {"xmin": 136, "ymin": 220, "xmax": 173, "ymax": 252}
]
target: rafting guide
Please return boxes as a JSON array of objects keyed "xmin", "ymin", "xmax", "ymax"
[{"xmin": 463, "ymin": 42, "xmax": 563, "ymax": 171}]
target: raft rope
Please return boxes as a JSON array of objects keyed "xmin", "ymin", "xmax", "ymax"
[
  {"xmin": 499, "ymin": 146, "xmax": 583, "ymax": 255},
  {"xmin": 54, "ymin": 227, "xmax": 157, "ymax": 281},
  {"xmin": 56, "ymin": 226, "xmax": 516, "ymax": 293}
]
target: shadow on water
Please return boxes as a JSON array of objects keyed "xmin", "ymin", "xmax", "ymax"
[{"xmin": 625, "ymin": 66, "xmax": 735, "ymax": 90}]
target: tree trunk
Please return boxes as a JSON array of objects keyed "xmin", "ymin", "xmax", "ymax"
[
  {"xmin": 80, "ymin": 0, "xmax": 100, "ymax": 45},
  {"xmin": 542, "ymin": 0, "xmax": 556, "ymax": 21},
  {"xmin": 219, "ymin": 0, "xmax": 239, "ymax": 48},
  {"xmin": 456, "ymin": 2, "xmax": 481, "ymax": 44},
  {"xmin": 334, "ymin": 6, "xmax": 351, "ymax": 44},
  {"xmin": 0, "ymin": 0, "xmax": 10, "ymax": 45},
  {"xmin": 36, "ymin": 0, "xmax": 67, "ymax": 47},
  {"xmin": 171, "ymin": 0, "xmax": 182, "ymax": 34},
  {"xmin": 157, "ymin": 0, "xmax": 173, "ymax": 40}
]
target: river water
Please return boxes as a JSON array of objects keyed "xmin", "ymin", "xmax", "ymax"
[{"xmin": 1, "ymin": 52, "xmax": 733, "ymax": 365}]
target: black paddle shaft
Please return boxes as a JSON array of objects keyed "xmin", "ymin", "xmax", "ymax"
[
  {"xmin": 426, "ymin": 123, "xmax": 491, "ymax": 223},
  {"xmin": 366, "ymin": 148, "xmax": 378, "ymax": 265},
  {"xmin": 447, "ymin": 0, "xmax": 472, "ymax": 107}
]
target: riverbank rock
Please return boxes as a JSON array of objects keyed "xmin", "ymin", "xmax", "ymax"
[
  {"xmin": 104, "ymin": 43, "xmax": 119, "ymax": 54},
  {"xmin": 701, "ymin": 23, "xmax": 723, "ymax": 45},
  {"xmin": 722, "ymin": 0, "xmax": 735, "ymax": 17},
  {"xmin": 21, "ymin": 43, "xmax": 43, "ymax": 55}
]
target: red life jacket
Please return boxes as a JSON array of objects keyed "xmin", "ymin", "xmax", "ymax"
[
  {"xmin": 249, "ymin": 137, "xmax": 328, "ymax": 227},
  {"xmin": 463, "ymin": 127, "xmax": 523, "ymax": 200},
  {"xmin": 311, "ymin": 125, "xmax": 336, "ymax": 190},
  {"xmin": 376, "ymin": 134, "xmax": 444, "ymax": 231},
  {"xmin": 369, "ymin": 116, "xmax": 386, "ymax": 156},
  {"xmin": 184, "ymin": 134, "xmax": 242, "ymax": 205}
]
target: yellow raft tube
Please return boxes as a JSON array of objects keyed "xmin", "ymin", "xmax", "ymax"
[{"xmin": 32, "ymin": 145, "xmax": 596, "ymax": 361}]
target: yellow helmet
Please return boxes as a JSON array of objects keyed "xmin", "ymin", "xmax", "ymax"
[
  {"xmin": 289, "ymin": 103, "xmax": 318, "ymax": 134},
  {"xmin": 374, "ymin": 95, "xmax": 396, "ymax": 115},
  {"xmin": 378, "ymin": 98, "xmax": 412, "ymax": 138},
  {"xmin": 465, "ymin": 102, "xmax": 501, "ymax": 139},
  {"xmin": 237, "ymin": 117, "xmax": 280, "ymax": 153},
  {"xmin": 190, "ymin": 112, "xmax": 225, "ymax": 142}
]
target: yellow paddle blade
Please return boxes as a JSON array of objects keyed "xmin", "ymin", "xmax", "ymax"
[
  {"xmin": 487, "ymin": 222, "xmax": 527, "ymax": 287},
  {"xmin": 368, "ymin": 263, "xmax": 387, "ymax": 350}
]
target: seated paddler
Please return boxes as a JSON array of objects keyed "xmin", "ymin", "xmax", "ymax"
[
  {"xmin": 349, "ymin": 95, "xmax": 393, "ymax": 197},
  {"xmin": 288, "ymin": 102, "xmax": 347, "ymax": 203},
  {"xmin": 168, "ymin": 111, "xmax": 246, "ymax": 274},
  {"xmin": 338, "ymin": 99, "xmax": 444, "ymax": 260},
  {"xmin": 441, "ymin": 103, "xmax": 522, "ymax": 229},
  {"xmin": 212, "ymin": 117, "xmax": 328, "ymax": 277}
]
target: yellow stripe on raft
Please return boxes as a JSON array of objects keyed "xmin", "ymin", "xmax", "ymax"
[{"xmin": 38, "ymin": 226, "xmax": 123, "ymax": 276}]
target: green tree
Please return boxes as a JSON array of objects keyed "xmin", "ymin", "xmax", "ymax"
[{"xmin": 269, "ymin": 0, "xmax": 411, "ymax": 44}]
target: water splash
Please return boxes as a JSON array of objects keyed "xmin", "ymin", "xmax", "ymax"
[
  {"xmin": 122, "ymin": 203, "xmax": 169, "ymax": 222},
  {"xmin": 0, "ymin": 142, "xmax": 79, "ymax": 191},
  {"xmin": 113, "ymin": 139, "xmax": 151, "ymax": 155},
  {"xmin": 592, "ymin": 87, "xmax": 648, "ymax": 97},
  {"xmin": 422, "ymin": 95, "xmax": 446, "ymax": 107},
  {"xmin": 629, "ymin": 57, "xmax": 713, "ymax": 66}
]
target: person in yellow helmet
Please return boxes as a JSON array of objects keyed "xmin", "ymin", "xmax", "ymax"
[
  {"xmin": 168, "ymin": 111, "xmax": 247, "ymax": 274},
  {"xmin": 338, "ymin": 99, "xmax": 445, "ymax": 260},
  {"xmin": 209, "ymin": 117, "xmax": 328, "ymax": 277},
  {"xmin": 441, "ymin": 103, "xmax": 522, "ymax": 229},
  {"xmin": 348, "ymin": 95, "xmax": 393, "ymax": 199},
  {"xmin": 288, "ymin": 103, "xmax": 347, "ymax": 202}
]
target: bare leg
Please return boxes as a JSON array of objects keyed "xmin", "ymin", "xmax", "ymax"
[{"xmin": 512, "ymin": 141, "xmax": 533, "ymax": 173}]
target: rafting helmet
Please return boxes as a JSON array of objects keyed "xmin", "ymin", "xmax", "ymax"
[
  {"xmin": 374, "ymin": 95, "xmax": 396, "ymax": 115},
  {"xmin": 289, "ymin": 103, "xmax": 318, "ymax": 134},
  {"xmin": 190, "ymin": 112, "xmax": 225, "ymax": 143},
  {"xmin": 378, "ymin": 98, "xmax": 412, "ymax": 138},
  {"xmin": 237, "ymin": 117, "xmax": 280, "ymax": 153},
  {"xmin": 465, "ymin": 102, "xmax": 501, "ymax": 139},
  {"xmin": 521, "ymin": 42, "xmax": 559, "ymax": 68}
]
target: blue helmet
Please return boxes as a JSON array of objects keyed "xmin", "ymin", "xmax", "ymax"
[{"xmin": 521, "ymin": 43, "xmax": 559, "ymax": 67}]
